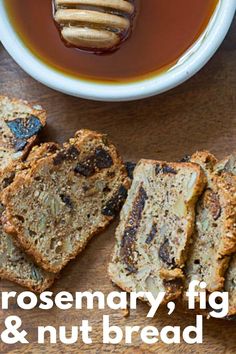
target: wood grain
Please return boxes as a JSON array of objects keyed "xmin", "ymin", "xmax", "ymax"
[{"xmin": 0, "ymin": 16, "xmax": 236, "ymax": 354}]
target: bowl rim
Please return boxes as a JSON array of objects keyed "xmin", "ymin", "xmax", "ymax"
[{"xmin": 0, "ymin": 0, "xmax": 235, "ymax": 102}]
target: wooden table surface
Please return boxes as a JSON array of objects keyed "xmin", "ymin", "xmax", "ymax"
[{"xmin": 0, "ymin": 16, "xmax": 236, "ymax": 354}]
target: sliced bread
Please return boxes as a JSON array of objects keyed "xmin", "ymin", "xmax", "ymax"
[
  {"xmin": 2, "ymin": 129, "xmax": 130, "ymax": 273},
  {"xmin": 0, "ymin": 143, "xmax": 59, "ymax": 292},
  {"xmin": 0, "ymin": 223, "xmax": 55, "ymax": 292},
  {"xmin": 215, "ymin": 153, "xmax": 236, "ymax": 317},
  {"xmin": 184, "ymin": 151, "xmax": 236, "ymax": 293},
  {"xmin": 108, "ymin": 159, "xmax": 206, "ymax": 303},
  {"xmin": 0, "ymin": 96, "xmax": 46, "ymax": 170},
  {"xmin": 225, "ymin": 255, "xmax": 236, "ymax": 317}
]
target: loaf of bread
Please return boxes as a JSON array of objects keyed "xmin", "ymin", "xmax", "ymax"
[
  {"xmin": 2, "ymin": 129, "xmax": 130, "ymax": 273},
  {"xmin": 184, "ymin": 151, "xmax": 236, "ymax": 293},
  {"xmin": 108, "ymin": 159, "xmax": 206, "ymax": 303},
  {"xmin": 0, "ymin": 96, "xmax": 46, "ymax": 170}
]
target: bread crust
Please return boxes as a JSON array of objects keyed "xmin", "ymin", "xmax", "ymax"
[{"xmin": 0, "ymin": 266, "xmax": 55, "ymax": 293}]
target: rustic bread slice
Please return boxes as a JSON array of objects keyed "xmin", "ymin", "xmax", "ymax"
[
  {"xmin": 108, "ymin": 159, "xmax": 206, "ymax": 303},
  {"xmin": 0, "ymin": 96, "xmax": 46, "ymax": 170},
  {"xmin": 2, "ymin": 129, "xmax": 130, "ymax": 273},
  {"xmin": 225, "ymin": 256, "xmax": 236, "ymax": 317},
  {"xmin": 0, "ymin": 223, "xmax": 55, "ymax": 292},
  {"xmin": 184, "ymin": 151, "xmax": 236, "ymax": 294},
  {"xmin": 0, "ymin": 143, "xmax": 59, "ymax": 292},
  {"xmin": 215, "ymin": 153, "xmax": 236, "ymax": 317}
]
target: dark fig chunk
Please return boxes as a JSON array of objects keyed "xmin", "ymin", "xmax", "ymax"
[
  {"xmin": 14, "ymin": 139, "xmax": 27, "ymax": 151},
  {"xmin": 7, "ymin": 115, "xmax": 43, "ymax": 140},
  {"xmin": 47, "ymin": 144, "xmax": 59, "ymax": 154},
  {"xmin": 205, "ymin": 190, "xmax": 222, "ymax": 221},
  {"xmin": 74, "ymin": 146, "xmax": 113, "ymax": 177},
  {"xmin": 74, "ymin": 160, "xmax": 95, "ymax": 177},
  {"xmin": 159, "ymin": 239, "xmax": 176, "ymax": 267},
  {"xmin": 102, "ymin": 185, "xmax": 128, "ymax": 217},
  {"xmin": 120, "ymin": 186, "xmax": 148, "ymax": 272},
  {"xmin": 156, "ymin": 164, "xmax": 177, "ymax": 175},
  {"xmin": 67, "ymin": 146, "xmax": 80, "ymax": 159},
  {"xmin": 162, "ymin": 165, "xmax": 178, "ymax": 174},
  {"xmin": 125, "ymin": 162, "xmax": 136, "ymax": 180},
  {"xmin": 94, "ymin": 147, "xmax": 113, "ymax": 169},
  {"xmin": 146, "ymin": 224, "xmax": 157, "ymax": 244},
  {"xmin": 53, "ymin": 145, "xmax": 80, "ymax": 165},
  {"xmin": 60, "ymin": 194, "xmax": 73, "ymax": 208}
]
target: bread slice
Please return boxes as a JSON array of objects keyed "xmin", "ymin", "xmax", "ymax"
[
  {"xmin": 184, "ymin": 151, "xmax": 236, "ymax": 293},
  {"xmin": 108, "ymin": 159, "xmax": 206, "ymax": 303},
  {"xmin": 0, "ymin": 224, "xmax": 55, "ymax": 292},
  {"xmin": 2, "ymin": 129, "xmax": 130, "ymax": 273},
  {"xmin": 225, "ymin": 256, "xmax": 236, "ymax": 317},
  {"xmin": 0, "ymin": 96, "xmax": 46, "ymax": 170},
  {"xmin": 0, "ymin": 143, "xmax": 59, "ymax": 292},
  {"xmin": 215, "ymin": 153, "xmax": 236, "ymax": 317}
]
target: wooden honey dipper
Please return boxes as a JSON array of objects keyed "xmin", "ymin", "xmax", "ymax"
[{"xmin": 54, "ymin": 0, "xmax": 135, "ymax": 51}]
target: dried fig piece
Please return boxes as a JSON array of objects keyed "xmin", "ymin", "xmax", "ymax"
[
  {"xmin": 102, "ymin": 184, "xmax": 128, "ymax": 217},
  {"xmin": 159, "ymin": 239, "xmax": 176, "ymax": 267},
  {"xmin": 156, "ymin": 164, "xmax": 177, "ymax": 175},
  {"xmin": 7, "ymin": 115, "xmax": 43, "ymax": 140}
]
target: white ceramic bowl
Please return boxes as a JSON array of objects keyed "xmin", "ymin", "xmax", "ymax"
[{"xmin": 0, "ymin": 0, "xmax": 235, "ymax": 102}]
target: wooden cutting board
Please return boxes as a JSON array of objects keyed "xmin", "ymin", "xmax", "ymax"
[{"xmin": 0, "ymin": 18, "xmax": 236, "ymax": 354}]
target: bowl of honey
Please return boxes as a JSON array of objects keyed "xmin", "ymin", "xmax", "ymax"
[{"xmin": 0, "ymin": 0, "xmax": 235, "ymax": 101}]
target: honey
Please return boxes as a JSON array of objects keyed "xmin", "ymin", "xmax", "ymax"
[{"xmin": 5, "ymin": 0, "xmax": 218, "ymax": 83}]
